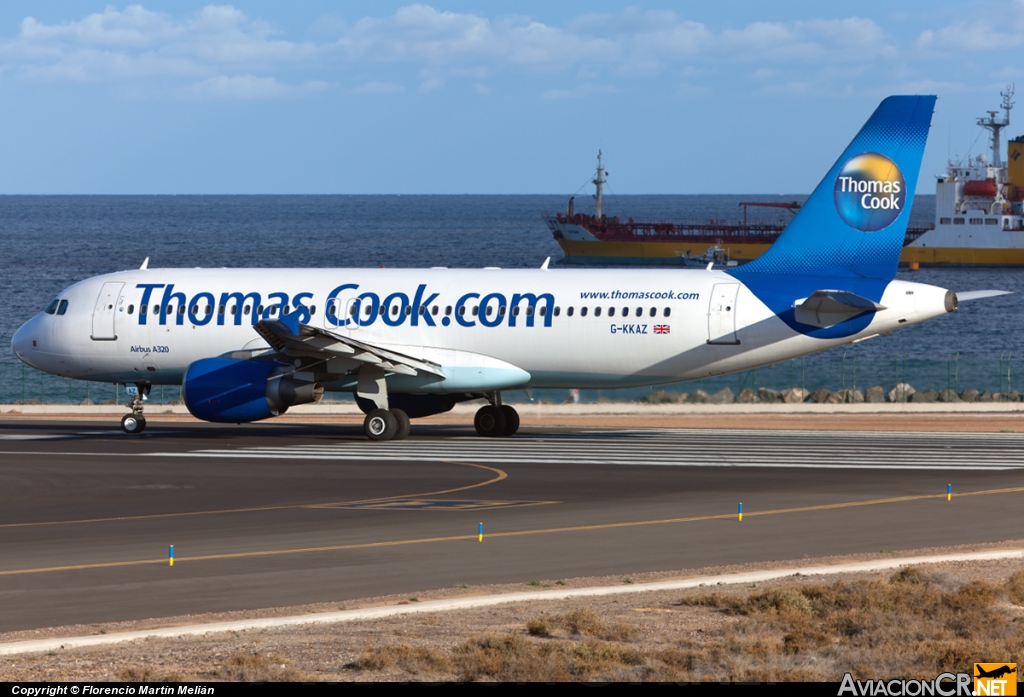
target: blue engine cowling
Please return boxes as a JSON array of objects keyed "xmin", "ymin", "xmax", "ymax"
[{"xmin": 182, "ymin": 357, "xmax": 323, "ymax": 423}]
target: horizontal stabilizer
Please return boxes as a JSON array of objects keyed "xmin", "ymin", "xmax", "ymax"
[
  {"xmin": 956, "ymin": 290, "xmax": 1011, "ymax": 302},
  {"xmin": 794, "ymin": 290, "xmax": 886, "ymax": 328}
]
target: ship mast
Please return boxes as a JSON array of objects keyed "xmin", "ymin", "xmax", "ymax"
[
  {"xmin": 593, "ymin": 150, "xmax": 606, "ymax": 218},
  {"xmin": 977, "ymin": 84, "xmax": 1014, "ymax": 167}
]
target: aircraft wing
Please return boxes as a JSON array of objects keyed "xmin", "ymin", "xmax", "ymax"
[
  {"xmin": 793, "ymin": 290, "xmax": 887, "ymax": 328},
  {"xmin": 254, "ymin": 312, "xmax": 445, "ymax": 378}
]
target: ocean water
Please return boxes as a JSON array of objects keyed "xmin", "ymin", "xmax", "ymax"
[{"xmin": 1, "ymin": 194, "xmax": 1022, "ymax": 404}]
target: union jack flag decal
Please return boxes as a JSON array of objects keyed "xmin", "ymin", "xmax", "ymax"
[{"xmin": 653, "ymin": 324, "xmax": 670, "ymax": 334}]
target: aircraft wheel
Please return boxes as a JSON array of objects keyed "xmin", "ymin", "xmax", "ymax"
[
  {"xmin": 474, "ymin": 405, "xmax": 507, "ymax": 437},
  {"xmin": 121, "ymin": 413, "xmax": 146, "ymax": 434},
  {"xmin": 364, "ymin": 409, "xmax": 398, "ymax": 441},
  {"xmin": 392, "ymin": 408, "xmax": 411, "ymax": 440},
  {"xmin": 499, "ymin": 405, "xmax": 520, "ymax": 437}
]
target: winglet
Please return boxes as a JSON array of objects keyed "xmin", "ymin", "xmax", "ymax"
[
  {"xmin": 140, "ymin": 257, "xmax": 149, "ymax": 270},
  {"xmin": 540, "ymin": 257, "xmax": 550, "ymax": 270},
  {"xmin": 278, "ymin": 308, "xmax": 303, "ymax": 337}
]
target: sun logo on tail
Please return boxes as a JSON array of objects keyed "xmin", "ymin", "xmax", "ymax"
[{"xmin": 833, "ymin": 152, "xmax": 906, "ymax": 232}]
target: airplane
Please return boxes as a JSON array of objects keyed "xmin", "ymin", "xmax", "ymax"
[{"xmin": 10, "ymin": 95, "xmax": 1007, "ymax": 441}]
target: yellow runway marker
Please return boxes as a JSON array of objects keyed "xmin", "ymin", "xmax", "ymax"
[
  {"xmin": 0, "ymin": 461, "xmax": 506, "ymax": 529},
  {"xmin": 2, "ymin": 484, "xmax": 1022, "ymax": 578}
]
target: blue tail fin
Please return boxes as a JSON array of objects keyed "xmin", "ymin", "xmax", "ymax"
[{"xmin": 734, "ymin": 95, "xmax": 935, "ymax": 280}]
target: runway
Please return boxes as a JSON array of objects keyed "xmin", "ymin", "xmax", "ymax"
[{"xmin": 1, "ymin": 418, "xmax": 1023, "ymax": 633}]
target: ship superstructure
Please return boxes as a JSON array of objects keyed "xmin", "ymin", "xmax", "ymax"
[{"xmin": 905, "ymin": 85, "xmax": 1024, "ymax": 265}]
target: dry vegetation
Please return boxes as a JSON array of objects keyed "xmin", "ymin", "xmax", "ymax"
[{"xmin": 10, "ymin": 567, "xmax": 1020, "ymax": 682}]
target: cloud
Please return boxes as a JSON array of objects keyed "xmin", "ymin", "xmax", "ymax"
[
  {"xmin": 351, "ymin": 80, "xmax": 404, "ymax": 95},
  {"xmin": 541, "ymin": 83, "xmax": 615, "ymax": 100},
  {"xmin": 916, "ymin": 1, "xmax": 1024, "ymax": 51},
  {"xmin": 180, "ymin": 74, "xmax": 328, "ymax": 99}
]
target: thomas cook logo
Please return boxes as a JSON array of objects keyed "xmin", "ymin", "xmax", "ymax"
[
  {"xmin": 833, "ymin": 152, "xmax": 906, "ymax": 232},
  {"xmin": 975, "ymin": 664, "xmax": 1017, "ymax": 696}
]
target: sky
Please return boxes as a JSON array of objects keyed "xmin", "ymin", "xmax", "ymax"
[{"xmin": 0, "ymin": 1, "xmax": 1021, "ymax": 194}]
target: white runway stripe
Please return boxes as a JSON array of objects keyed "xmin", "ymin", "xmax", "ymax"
[{"xmin": 188, "ymin": 429, "xmax": 1024, "ymax": 470}]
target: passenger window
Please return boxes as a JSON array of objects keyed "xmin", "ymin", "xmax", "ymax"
[
  {"xmin": 45, "ymin": 299, "xmax": 59, "ymax": 315},
  {"xmin": 257, "ymin": 305, "xmax": 264, "ymax": 315},
  {"xmin": 140, "ymin": 304, "xmax": 148, "ymax": 315},
  {"xmin": 405, "ymin": 306, "xmax": 412, "ymax": 316},
  {"xmin": 595, "ymin": 307, "xmax": 602, "ymax": 317},
  {"xmin": 218, "ymin": 305, "xmax": 225, "ymax": 315},
  {"xmin": 664, "ymin": 307, "xmax": 671, "ymax": 317},
  {"xmin": 391, "ymin": 305, "xmax": 399, "ymax": 316},
  {"xmin": 554, "ymin": 307, "xmax": 561, "ymax": 317},
  {"xmin": 485, "ymin": 305, "xmax": 493, "ymax": 316},
  {"xmin": 472, "ymin": 306, "xmax": 479, "ymax": 316},
  {"xmin": 446, "ymin": 306, "xmax": 453, "ymax": 316},
  {"xmin": 284, "ymin": 305, "xmax": 291, "ymax": 315},
  {"xmin": 244, "ymin": 305, "xmax": 251, "ymax": 315},
  {"xmin": 567, "ymin": 307, "xmax": 574, "ymax": 317},
  {"xmin": 649, "ymin": 307, "xmax": 656, "ymax": 317},
  {"xmin": 581, "ymin": 307, "xmax": 588, "ymax": 317},
  {"xmin": 309, "ymin": 305, "xmax": 316, "ymax": 316},
  {"xmin": 58, "ymin": 299, "xmax": 69, "ymax": 315},
  {"xmin": 512, "ymin": 307, "xmax": 520, "ymax": 316},
  {"xmin": 127, "ymin": 304, "xmax": 134, "ymax": 315},
  {"xmin": 178, "ymin": 306, "xmax": 185, "ymax": 315},
  {"xmin": 527, "ymin": 306, "xmax": 534, "ymax": 316},
  {"xmin": 636, "ymin": 307, "xmax": 642, "ymax": 316},
  {"xmin": 327, "ymin": 303, "xmax": 336, "ymax": 317},
  {"xmin": 205, "ymin": 306, "xmax": 212, "ymax": 315},
  {"xmin": 364, "ymin": 305, "xmax": 372, "ymax": 317},
  {"xmin": 431, "ymin": 306, "xmax": 439, "ymax": 315},
  {"xmin": 608, "ymin": 307, "xmax": 615, "ymax": 317},
  {"xmin": 539, "ymin": 306, "xmax": 547, "ymax": 317},
  {"xmin": 458, "ymin": 306, "xmax": 465, "ymax": 316}
]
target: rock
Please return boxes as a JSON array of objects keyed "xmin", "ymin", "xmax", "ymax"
[
  {"xmin": 937, "ymin": 389, "xmax": 960, "ymax": 402},
  {"xmin": 167, "ymin": 397, "xmax": 185, "ymax": 406},
  {"xmin": 102, "ymin": 399, "xmax": 118, "ymax": 405},
  {"xmin": 736, "ymin": 388, "xmax": 759, "ymax": 404},
  {"xmin": 845, "ymin": 389, "xmax": 865, "ymax": 404},
  {"xmin": 825, "ymin": 391, "xmax": 845, "ymax": 404},
  {"xmin": 888, "ymin": 383, "xmax": 915, "ymax": 403},
  {"xmin": 909, "ymin": 389, "xmax": 938, "ymax": 403},
  {"xmin": 959, "ymin": 389, "xmax": 979, "ymax": 403},
  {"xmin": 757, "ymin": 388, "xmax": 783, "ymax": 403},
  {"xmin": 78, "ymin": 398, "xmax": 94, "ymax": 405},
  {"xmin": 978, "ymin": 391, "xmax": 998, "ymax": 402},
  {"xmin": 14, "ymin": 399, "xmax": 42, "ymax": 405},
  {"xmin": 643, "ymin": 390, "xmax": 684, "ymax": 404},
  {"xmin": 1006, "ymin": 390, "xmax": 1021, "ymax": 402},
  {"xmin": 706, "ymin": 387, "xmax": 735, "ymax": 405},
  {"xmin": 865, "ymin": 386, "xmax": 886, "ymax": 403},
  {"xmin": 781, "ymin": 387, "xmax": 810, "ymax": 404},
  {"xmin": 687, "ymin": 390, "xmax": 709, "ymax": 404},
  {"xmin": 810, "ymin": 388, "xmax": 832, "ymax": 404}
]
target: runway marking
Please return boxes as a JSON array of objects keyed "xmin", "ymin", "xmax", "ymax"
[
  {"xmin": 183, "ymin": 429, "xmax": 1024, "ymax": 470},
  {"xmin": 2, "ymin": 483, "xmax": 1022, "ymax": 577},
  {"xmin": 0, "ymin": 435, "xmax": 67, "ymax": 440},
  {"xmin": 324, "ymin": 499, "xmax": 554, "ymax": 511},
  {"xmin": 0, "ymin": 461, "xmax": 507, "ymax": 529}
]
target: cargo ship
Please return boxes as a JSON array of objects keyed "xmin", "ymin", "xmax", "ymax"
[{"xmin": 547, "ymin": 87, "xmax": 1024, "ymax": 267}]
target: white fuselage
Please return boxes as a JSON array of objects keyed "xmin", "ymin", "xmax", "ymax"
[{"xmin": 12, "ymin": 266, "xmax": 951, "ymax": 392}]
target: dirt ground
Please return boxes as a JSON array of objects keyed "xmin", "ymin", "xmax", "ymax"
[{"xmin": 2, "ymin": 541, "xmax": 1022, "ymax": 682}]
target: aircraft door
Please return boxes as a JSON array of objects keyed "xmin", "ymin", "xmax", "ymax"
[
  {"xmin": 324, "ymin": 296, "xmax": 360, "ymax": 332},
  {"xmin": 707, "ymin": 283, "xmax": 740, "ymax": 345},
  {"xmin": 91, "ymin": 282, "xmax": 124, "ymax": 341}
]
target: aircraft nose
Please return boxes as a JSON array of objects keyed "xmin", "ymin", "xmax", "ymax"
[{"xmin": 11, "ymin": 316, "xmax": 41, "ymax": 365}]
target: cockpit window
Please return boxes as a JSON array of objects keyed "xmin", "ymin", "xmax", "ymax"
[
  {"xmin": 45, "ymin": 299, "xmax": 59, "ymax": 315},
  {"xmin": 57, "ymin": 300, "xmax": 69, "ymax": 315}
]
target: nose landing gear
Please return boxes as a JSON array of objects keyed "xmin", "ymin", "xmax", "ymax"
[{"xmin": 120, "ymin": 383, "xmax": 150, "ymax": 434}]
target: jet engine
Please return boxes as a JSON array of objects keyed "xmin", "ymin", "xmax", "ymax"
[{"xmin": 182, "ymin": 357, "xmax": 324, "ymax": 423}]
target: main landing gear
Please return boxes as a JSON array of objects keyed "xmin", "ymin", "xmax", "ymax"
[
  {"xmin": 474, "ymin": 395, "xmax": 519, "ymax": 438},
  {"xmin": 363, "ymin": 408, "xmax": 411, "ymax": 442},
  {"xmin": 120, "ymin": 383, "xmax": 149, "ymax": 434}
]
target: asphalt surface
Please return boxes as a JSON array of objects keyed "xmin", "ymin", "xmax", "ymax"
[{"xmin": 1, "ymin": 418, "xmax": 1023, "ymax": 632}]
